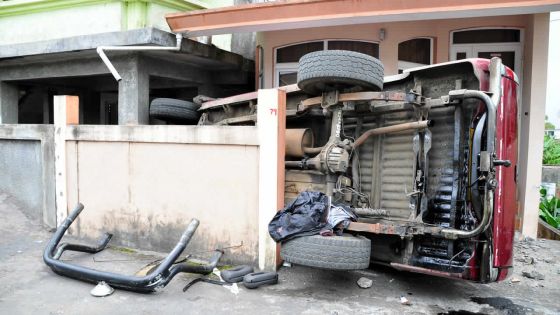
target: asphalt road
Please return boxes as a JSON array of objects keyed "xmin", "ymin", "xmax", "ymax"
[{"xmin": 1, "ymin": 192, "xmax": 559, "ymax": 315}]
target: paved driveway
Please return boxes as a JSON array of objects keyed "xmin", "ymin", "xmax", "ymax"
[{"xmin": 1, "ymin": 192, "xmax": 558, "ymax": 315}]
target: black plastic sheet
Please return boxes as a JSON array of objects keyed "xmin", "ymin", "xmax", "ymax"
[{"xmin": 268, "ymin": 191, "xmax": 329, "ymax": 242}]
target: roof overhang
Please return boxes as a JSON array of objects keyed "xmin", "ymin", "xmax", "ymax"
[
  {"xmin": 166, "ymin": 0, "xmax": 560, "ymax": 36},
  {"xmin": 0, "ymin": 28, "xmax": 252, "ymax": 71}
]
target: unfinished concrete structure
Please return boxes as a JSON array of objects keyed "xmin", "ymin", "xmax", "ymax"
[
  {"xmin": 0, "ymin": 28, "xmax": 253, "ymax": 125},
  {"xmin": 0, "ymin": 26, "xmax": 260, "ymax": 264}
]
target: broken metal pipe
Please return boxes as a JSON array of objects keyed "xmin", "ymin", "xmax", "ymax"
[
  {"xmin": 43, "ymin": 203, "xmax": 222, "ymax": 293},
  {"xmin": 97, "ymin": 33, "xmax": 183, "ymax": 82}
]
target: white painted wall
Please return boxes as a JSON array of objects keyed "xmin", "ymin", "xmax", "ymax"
[
  {"xmin": 65, "ymin": 139, "xmax": 260, "ymax": 263},
  {"xmin": 519, "ymin": 13, "xmax": 550, "ymax": 237},
  {"xmin": 50, "ymin": 89, "xmax": 282, "ymax": 267},
  {"xmin": 147, "ymin": 4, "xmax": 179, "ymax": 32}
]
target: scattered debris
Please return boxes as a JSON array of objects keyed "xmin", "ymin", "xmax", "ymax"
[
  {"xmin": 44, "ymin": 203, "xmax": 225, "ymax": 293},
  {"xmin": 521, "ymin": 270, "xmax": 545, "ymax": 280},
  {"xmin": 283, "ymin": 261, "xmax": 292, "ymax": 268},
  {"xmin": 221, "ymin": 265, "xmax": 254, "ymax": 283},
  {"xmin": 90, "ymin": 281, "xmax": 114, "ymax": 297},
  {"xmin": 227, "ymin": 283, "xmax": 240, "ymax": 294},
  {"xmin": 400, "ymin": 296, "xmax": 412, "ymax": 305},
  {"xmin": 183, "ymin": 277, "xmax": 230, "ymax": 292},
  {"xmin": 522, "ymin": 256, "xmax": 534, "ymax": 264},
  {"xmin": 356, "ymin": 277, "xmax": 373, "ymax": 289},
  {"xmin": 183, "ymin": 268, "xmax": 241, "ymax": 294},
  {"xmin": 510, "ymin": 277, "xmax": 521, "ymax": 283},
  {"xmin": 243, "ymin": 271, "xmax": 279, "ymax": 289},
  {"xmin": 214, "ymin": 268, "xmax": 235, "ymax": 283},
  {"xmin": 184, "ymin": 268, "xmax": 277, "ymax": 293}
]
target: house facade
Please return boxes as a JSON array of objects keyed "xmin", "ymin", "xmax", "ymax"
[{"xmin": 166, "ymin": 0, "xmax": 560, "ymax": 238}]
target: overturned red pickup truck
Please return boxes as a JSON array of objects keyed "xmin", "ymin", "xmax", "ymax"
[{"xmin": 195, "ymin": 50, "xmax": 519, "ymax": 283}]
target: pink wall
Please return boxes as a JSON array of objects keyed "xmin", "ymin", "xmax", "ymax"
[{"xmin": 258, "ymin": 15, "xmax": 530, "ymax": 88}]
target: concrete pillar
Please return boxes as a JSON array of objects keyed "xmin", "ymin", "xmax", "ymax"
[
  {"xmin": 519, "ymin": 13, "xmax": 549, "ymax": 238},
  {"xmin": 42, "ymin": 89, "xmax": 50, "ymax": 124},
  {"xmin": 78, "ymin": 91, "xmax": 85, "ymax": 124},
  {"xmin": 54, "ymin": 95, "xmax": 79, "ymax": 225},
  {"xmin": 257, "ymin": 88, "xmax": 286, "ymax": 271},
  {"xmin": 0, "ymin": 82, "xmax": 19, "ymax": 124},
  {"xmin": 117, "ymin": 55, "xmax": 149, "ymax": 125}
]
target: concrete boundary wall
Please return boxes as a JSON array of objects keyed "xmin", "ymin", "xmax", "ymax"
[
  {"xmin": 0, "ymin": 124, "xmax": 56, "ymax": 227},
  {"xmin": 65, "ymin": 125, "xmax": 258, "ymax": 145},
  {"xmin": 65, "ymin": 139, "xmax": 261, "ymax": 265},
  {"xmin": 61, "ymin": 124, "xmax": 261, "ymax": 264},
  {"xmin": 52, "ymin": 93, "xmax": 284, "ymax": 269},
  {"xmin": 0, "ymin": 94, "xmax": 283, "ymax": 268},
  {"xmin": 542, "ymin": 166, "xmax": 560, "ymax": 185}
]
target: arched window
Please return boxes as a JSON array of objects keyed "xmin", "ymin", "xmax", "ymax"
[
  {"xmin": 398, "ymin": 37, "xmax": 434, "ymax": 73},
  {"xmin": 274, "ymin": 40, "xmax": 379, "ymax": 87}
]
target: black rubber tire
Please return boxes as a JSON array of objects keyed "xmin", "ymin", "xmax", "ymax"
[
  {"xmin": 297, "ymin": 50, "xmax": 384, "ymax": 95},
  {"xmin": 281, "ymin": 234, "xmax": 371, "ymax": 270},
  {"xmin": 149, "ymin": 98, "xmax": 200, "ymax": 122}
]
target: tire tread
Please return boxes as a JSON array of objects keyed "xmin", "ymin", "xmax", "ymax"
[{"xmin": 281, "ymin": 234, "xmax": 371, "ymax": 270}]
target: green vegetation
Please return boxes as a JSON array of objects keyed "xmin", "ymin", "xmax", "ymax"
[
  {"xmin": 109, "ymin": 245, "xmax": 137, "ymax": 254},
  {"xmin": 543, "ymin": 135, "xmax": 560, "ymax": 165},
  {"xmin": 539, "ymin": 188, "xmax": 560, "ymax": 229}
]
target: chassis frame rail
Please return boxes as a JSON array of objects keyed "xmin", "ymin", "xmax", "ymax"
[{"xmin": 43, "ymin": 203, "xmax": 222, "ymax": 293}]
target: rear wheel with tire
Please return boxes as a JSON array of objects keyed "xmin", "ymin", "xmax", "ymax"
[
  {"xmin": 149, "ymin": 98, "xmax": 200, "ymax": 123},
  {"xmin": 281, "ymin": 234, "xmax": 371, "ymax": 270},
  {"xmin": 297, "ymin": 50, "xmax": 384, "ymax": 96}
]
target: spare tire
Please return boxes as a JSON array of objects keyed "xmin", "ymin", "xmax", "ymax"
[
  {"xmin": 150, "ymin": 98, "xmax": 200, "ymax": 122},
  {"xmin": 297, "ymin": 50, "xmax": 384, "ymax": 96},
  {"xmin": 281, "ymin": 234, "xmax": 371, "ymax": 270}
]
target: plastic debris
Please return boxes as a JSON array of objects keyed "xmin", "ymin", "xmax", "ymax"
[
  {"xmin": 400, "ymin": 296, "xmax": 412, "ymax": 305},
  {"xmin": 91, "ymin": 281, "xmax": 114, "ymax": 297},
  {"xmin": 213, "ymin": 268, "xmax": 239, "ymax": 295},
  {"xmin": 225, "ymin": 283, "xmax": 240, "ymax": 295}
]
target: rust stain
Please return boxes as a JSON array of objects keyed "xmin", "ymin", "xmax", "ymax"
[{"xmin": 73, "ymin": 208, "xmax": 259, "ymax": 265}]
